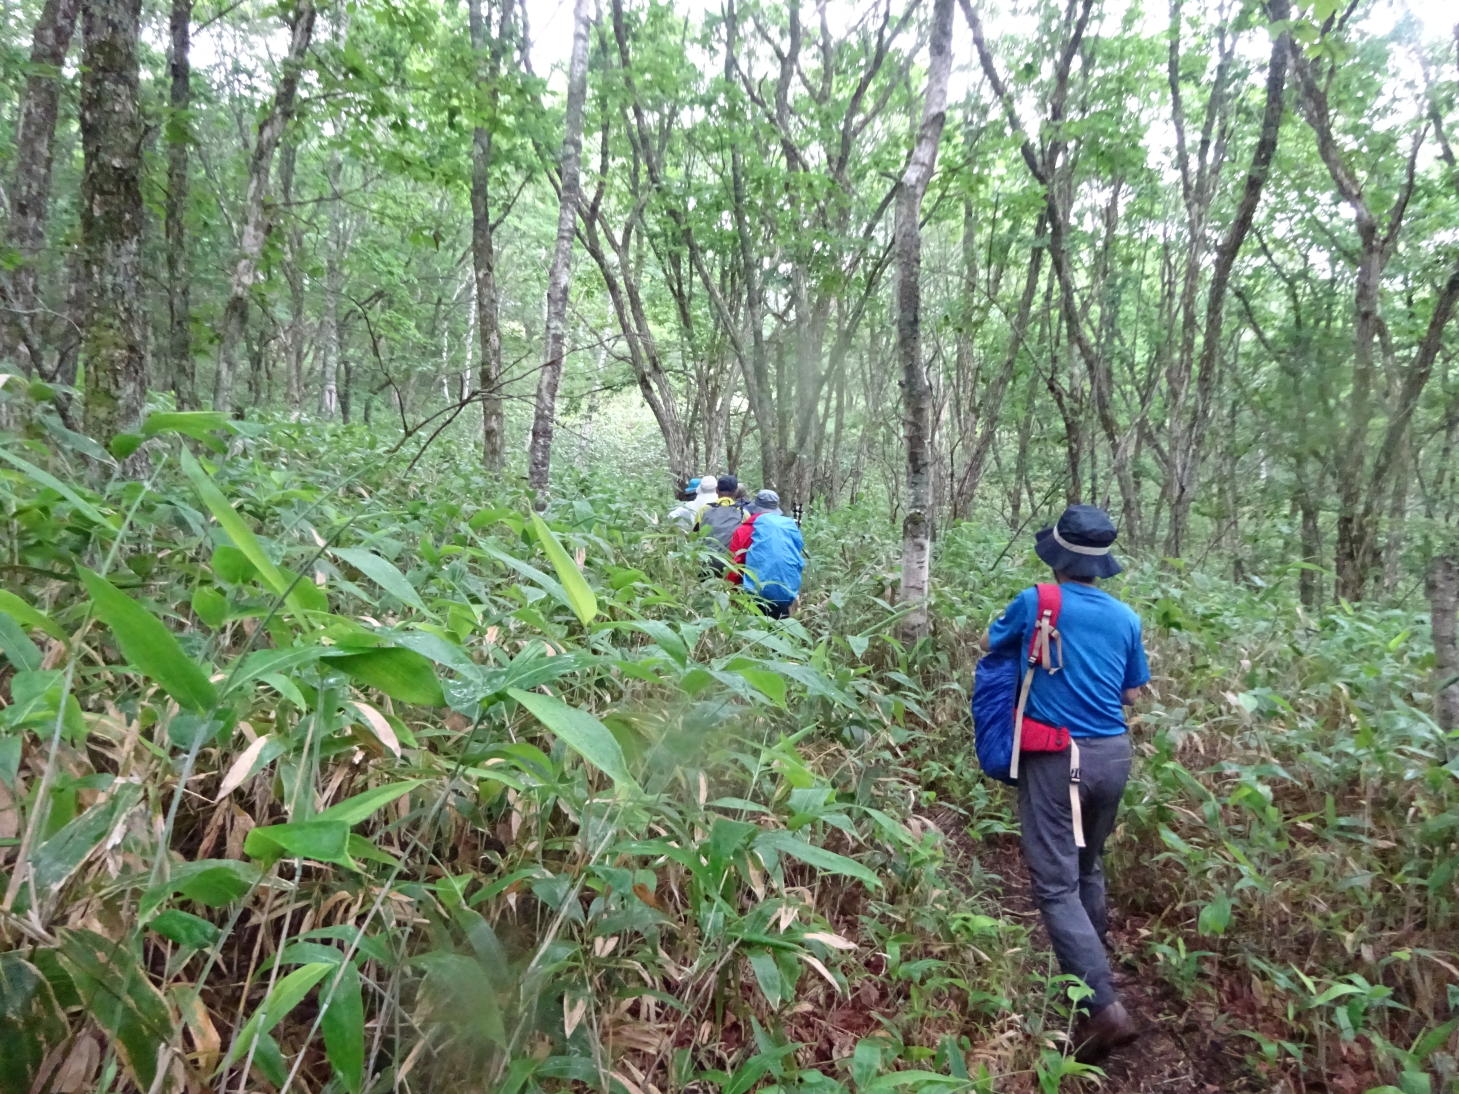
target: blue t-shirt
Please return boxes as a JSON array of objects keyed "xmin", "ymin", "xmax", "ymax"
[{"xmin": 986, "ymin": 582, "xmax": 1150, "ymax": 737}]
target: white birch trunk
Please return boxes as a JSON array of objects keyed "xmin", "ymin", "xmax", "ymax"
[
  {"xmin": 526, "ymin": 0, "xmax": 590, "ymax": 496},
  {"xmin": 896, "ymin": 0, "xmax": 955, "ymax": 637}
]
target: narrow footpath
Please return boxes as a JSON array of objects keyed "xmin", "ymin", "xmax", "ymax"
[{"xmin": 934, "ymin": 814, "xmax": 1260, "ymax": 1092}]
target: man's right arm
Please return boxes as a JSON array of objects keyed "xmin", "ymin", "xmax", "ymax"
[
  {"xmin": 1122, "ymin": 614, "xmax": 1152, "ymax": 707},
  {"xmin": 980, "ymin": 590, "xmax": 1029, "ymax": 655}
]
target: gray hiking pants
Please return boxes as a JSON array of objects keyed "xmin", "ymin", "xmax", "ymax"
[{"xmin": 1017, "ymin": 732, "xmax": 1132, "ymax": 1012}]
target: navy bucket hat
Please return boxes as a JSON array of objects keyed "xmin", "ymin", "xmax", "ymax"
[{"xmin": 1034, "ymin": 504, "xmax": 1123, "ymax": 579}]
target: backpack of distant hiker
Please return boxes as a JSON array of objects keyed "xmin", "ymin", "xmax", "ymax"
[
  {"xmin": 742, "ymin": 512, "xmax": 805, "ymax": 601},
  {"xmin": 699, "ymin": 499, "xmax": 746, "ymax": 548},
  {"xmin": 970, "ymin": 583, "xmax": 1074, "ymax": 782}
]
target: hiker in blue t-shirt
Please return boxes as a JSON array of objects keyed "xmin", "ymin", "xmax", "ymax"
[{"xmin": 980, "ymin": 504, "xmax": 1151, "ymax": 1064}]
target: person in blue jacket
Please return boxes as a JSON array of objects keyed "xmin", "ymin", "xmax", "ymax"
[{"xmin": 727, "ymin": 489, "xmax": 804, "ymax": 618}]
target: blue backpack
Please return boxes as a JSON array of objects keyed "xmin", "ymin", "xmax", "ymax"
[{"xmin": 970, "ymin": 583, "xmax": 1070, "ymax": 783}]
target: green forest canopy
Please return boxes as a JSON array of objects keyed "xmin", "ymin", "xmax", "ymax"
[{"xmin": 1, "ymin": 0, "xmax": 1456, "ymax": 599}]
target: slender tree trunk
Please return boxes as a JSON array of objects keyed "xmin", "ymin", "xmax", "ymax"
[
  {"xmin": 164, "ymin": 0, "xmax": 195, "ymax": 408},
  {"xmin": 319, "ymin": 153, "xmax": 343, "ymax": 417},
  {"xmin": 579, "ymin": 211, "xmax": 691, "ymax": 479},
  {"xmin": 339, "ymin": 355, "xmax": 352, "ymax": 422},
  {"xmin": 1009, "ymin": 359, "xmax": 1039, "ymax": 526},
  {"xmin": 1355, "ymin": 259, "xmax": 1459, "ymax": 579},
  {"xmin": 470, "ymin": 0, "xmax": 508, "ymax": 472},
  {"xmin": 278, "ymin": 138, "xmax": 306, "ymax": 414},
  {"xmin": 79, "ymin": 0, "xmax": 147, "ymax": 456},
  {"xmin": 723, "ymin": 0, "xmax": 781, "ymax": 490},
  {"xmin": 1428, "ymin": 554, "xmax": 1459, "ymax": 733},
  {"xmin": 50, "ymin": 250, "xmax": 85, "ymax": 397},
  {"xmin": 1298, "ymin": 488, "xmax": 1321, "ymax": 609},
  {"xmin": 246, "ymin": 329, "xmax": 265, "ymax": 409},
  {"xmin": 954, "ymin": 218, "xmax": 1045, "ymax": 515},
  {"xmin": 1381, "ymin": 435, "xmax": 1409, "ymax": 595},
  {"xmin": 527, "ymin": 0, "xmax": 590, "ymax": 495},
  {"xmin": 1288, "ymin": 38, "xmax": 1433, "ymax": 599},
  {"xmin": 896, "ymin": 0, "xmax": 954, "ymax": 636},
  {"xmin": 213, "ymin": 0, "xmax": 316, "ymax": 414},
  {"xmin": 1165, "ymin": 0, "xmax": 1290, "ymax": 555},
  {"xmin": 1, "ymin": 0, "xmax": 82, "ymax": 380}
]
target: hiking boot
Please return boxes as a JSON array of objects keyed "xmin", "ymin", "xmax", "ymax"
[{"xmin": 1073, "ymin": 1001, "xmax": 1139, "ymax": 1064}]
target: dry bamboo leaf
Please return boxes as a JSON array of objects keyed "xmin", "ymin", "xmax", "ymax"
[
  {"xmin": 1423, "ymin": 951, "xmax": 1459, "ymax": 979},
  {"xmin": 593, "ymin": 935, "xmax": 620, "ymax": 957},
  {"xmin": 174, "ymin": 989, "xmax": 222, "ymax": 1071},
  {"xmin": 563, "ymin": 993, "xmax": 588, "ymax": 1038},
  {"xmin": 215, "ymin": 735, "xmax": 272, "ymax": 800},
  {"xmin": 29, "ymin": 1044, "xmax": 66, "ymax": 1094},
  {"xmin": 225, "ymin": 803, "xmax": 253, "ymax": 861},
  {"xmin": 41, "ymin": 638, "xmax": 67, "ymax": 671},
  {"xmin": 195, "ymin": 798, "xmax": 230, "ymax": 859},
  {"xmin": 395, "ymin": 1037, "xmax": 428, "ymax": 1083},
  {"xmin": 657, "ymin": 948, "xmax": 687, "ymax": 982},
  {"xmin": 350, "ymin": 701, "xmax": 402, "ymax": 758},
  {"xmin": 800, "ymin": 952, "xmax": 842, "ymax": 994},
  {"xmin": 608, "ymin": 1025, "xmax": 668, "ymax": 1054},
  {"xmin": 0, "ymin": 780, "xmax": 17, "ymax": 842},
  {"xmin": 508, "ymin": 790, "xmax": 524, "ymax": 840},
  {"xmin": 802, "ymin": 931, "xmax": 857, "ymax": 951},
  {"xmin": 631, "ymin": 883, "xmax": 664, "ymax": 911},
  {"xmin": 52, "ymin": 1032, "xmax": 100, "ymax": 1092},
  {"xmin": 745, "ymin": 856, "xmax": 767, "ymax": 902}
]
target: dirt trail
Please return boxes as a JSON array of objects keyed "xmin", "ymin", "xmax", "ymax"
[{"xmin": 931, "ymin": 814, "xmax": 1258, "ymax": 1092}]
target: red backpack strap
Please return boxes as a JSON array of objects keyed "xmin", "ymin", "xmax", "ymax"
[{"xmin": 1027, "ymin": 583, "xmax": 1064, "ymax": 671}]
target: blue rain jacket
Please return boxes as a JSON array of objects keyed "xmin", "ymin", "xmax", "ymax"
[{"xmin": 744, "ymin": 513, "xmax": 805, "ymax": 603}]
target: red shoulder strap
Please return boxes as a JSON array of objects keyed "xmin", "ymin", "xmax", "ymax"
[
  {"xmin": 1028, "ymin": 583, "xmax": 1064, "ymax": 662},
  {"xmin": 1035, "ymin": 582, "xmax": 1062, "ymax": 624}
]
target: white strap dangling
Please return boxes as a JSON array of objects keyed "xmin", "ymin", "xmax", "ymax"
[{"xmin": 1068, "ymin": 739, "xmax": 1085, "ymax": 849}]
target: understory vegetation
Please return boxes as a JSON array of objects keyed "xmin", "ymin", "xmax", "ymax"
[{"xmin": 2, "ymin": 408, "xmax": 1454, "ymax": 1094}]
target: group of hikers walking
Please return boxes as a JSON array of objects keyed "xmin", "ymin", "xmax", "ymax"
[
  {"xmin": 667, "ymin": 473, "xmax": 806, "ymax": 618},
  {"xmin": 667, "ymin": 480, "xmax": 1148, "ymax": 1063}
]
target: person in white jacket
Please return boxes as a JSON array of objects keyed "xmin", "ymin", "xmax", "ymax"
[
  {"xmin": 687, "ymin": 474, "xmax": 718, "ymax": 518},
  {"xmin": 667, "ymin": 474, "xmax": 717, "ymax": 528}
]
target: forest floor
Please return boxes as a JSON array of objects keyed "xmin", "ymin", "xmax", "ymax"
[{"xmin": 932, "ymin": 812, "xmax": 1260, "ymax": 1093}]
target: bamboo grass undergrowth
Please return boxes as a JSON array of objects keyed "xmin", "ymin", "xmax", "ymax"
[{"xmin": 0, "ymin": 416, "xmax": 1454, "ymax": 1094}]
